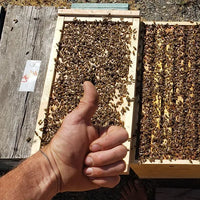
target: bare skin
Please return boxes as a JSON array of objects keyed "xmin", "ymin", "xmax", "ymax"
[
  {"xmin": 0, "ymin": 81, "xmax": 128, "ymax": 200},
  {"xmin": 120, "ymin": 180, "xmax": 147, "ymax": 200}
]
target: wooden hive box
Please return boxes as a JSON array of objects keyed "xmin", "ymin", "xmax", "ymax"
[
  {"xmin": 131, "ymin": 21, "xmax": 200, "ymax": 178},
  {"xmin": 2, "ymin": 8, "xmax": 199, "ymax": 178},
  {"xmin": 32, "ymin": 9, "xmax": 141, "ymax": 174}
]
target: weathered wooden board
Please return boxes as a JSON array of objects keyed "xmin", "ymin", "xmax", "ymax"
[
  {"xmin": 58, "ymin": 9, "xmax": 140, "ymax": 18},
  {"xmin": 0, "ymin": 5, "xmax": 58, "ymax": 169},
  {"xmin": 0, "ymin": 6, "xmax": 6, "ymax": 40},
  {"xmin": 31, "ymin": 16, "xmax": 64, "ymax": 155},
  {"xmin": 35, "ymin": 10, "xmax": 140, "ymax": 174},
  {"xmin": 131, "ymin": 21, "xmax": 200, "ymax": 178}
]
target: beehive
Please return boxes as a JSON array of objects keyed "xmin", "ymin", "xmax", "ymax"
[
  {"xmin": 31, "ymin": 12, "xmax": 200, "ymax": 178},
  {"xmin": 32, "ymin": 9, "xmax": 140, "ymax": 174},
  {"xmin": 131, "ymin": 21, "xmax": 200, "ymax": 178}
]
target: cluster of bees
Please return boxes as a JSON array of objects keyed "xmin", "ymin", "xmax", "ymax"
[
  {"xmin": 138, "ymin": 23, "xmax": 200, "ymax": 163},
  {"xmin": 41, "ymin": 19, "xmax": 136, "ymax": 145}
]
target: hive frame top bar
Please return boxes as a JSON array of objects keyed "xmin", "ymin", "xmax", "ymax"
[
  {"xmin": 58, "ymin": 9, "xmax": 140, "ymax": 18},
  {"xmin": 63, "ymin": 16, "xmax": 134, "ymax": 23},
  {"xmin": 143, "ymin": 21, "xmax": 199, "ymax": 25}
]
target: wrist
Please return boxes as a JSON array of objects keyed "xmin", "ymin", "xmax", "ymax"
[
  {"xmin": 28, "ymin": 149, "xmax": 59, "ymax": 200},
  {"xmin": 41, "ymin": 146, "xmax": 61, "ymax": 193},
  {"xmin": 0, "ymin": 149, "xmax": 58, "ymax": 200}
]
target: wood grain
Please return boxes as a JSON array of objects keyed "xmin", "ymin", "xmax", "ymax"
[
  {"xmin": 131, "ymin": 162, "xmax": 200, "ymax": 178},
  {"xmin": 0, "ymin": 5, "xmax": 57, "ymax": 169},
  {"xmin": 122, "ymin": 17, "xmax": 140, "ymax": 173},
  {"xmin": 31, "ymin": 16, "xmax": 64, "ymax": 155},
  {"xmin": 58, "ymin": 9, "xmax": 140, "ymax": 18}
]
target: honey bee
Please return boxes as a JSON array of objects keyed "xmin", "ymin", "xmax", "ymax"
[{"xmin": 41, "ymin": 18, "xmax": 137, "ymax": 145}]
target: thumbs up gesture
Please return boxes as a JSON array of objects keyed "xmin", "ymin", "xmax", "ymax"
[{"xmin": 44, "ymin": 81, "xmax": 128, "ymax": 192}]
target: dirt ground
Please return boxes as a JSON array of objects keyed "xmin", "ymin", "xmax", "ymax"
[
  {"xmin": 1, "ymin": 0, "xmax": 200, "ymax": 21},
  {"xmin": 0, "ymin": 0, "xmax": 200, "ymax": 200}
]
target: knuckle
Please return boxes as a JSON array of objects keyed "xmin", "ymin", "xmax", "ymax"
[
  {"xmin": 119, "ymin": 145, "xmax": 128, "ymax": 158},
  {"xmin": 111, "ymin": 146, "xmax": 127, "ymax": 160},
  {"xmin": 93, "ymin": 153, "xmax": 103, "ymax": 165},
  {"xmin": 119, "ymin": 161, "xmax": 126, "ymax": 172},
  {"xmin": 114, "ymin": 127, "xmax": 128, "ymax": 144},
  {"xmin": 120, "ymin": 128, "xmax": 129, "ymax": 140},
  {"xmin": 94, "ymin": 169, "xmax": 103, "ymax": 176}
]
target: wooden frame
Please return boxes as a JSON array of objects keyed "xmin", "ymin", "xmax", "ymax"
[
  {"xmin": 143, "ymin": 21, "xmax": 199, "ymax": 25},
  {"xmin": 131, "ymin": 21, "xmax": 200, "ymax": 178},
  {"xmin": 58, "ymin": 9, "xmax": 140, "ymax": 18},
  {"xmin": 33, "ymin": 9, "xmax": 140, "ymax": 174},
  {"xmin": 31, "ymin": 16, "xmax": 64, "ymax": 154}
]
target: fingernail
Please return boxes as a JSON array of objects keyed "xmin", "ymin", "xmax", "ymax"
[
  {"xmin": 90, "ymin": 144, "xmax": 101, "ymax": 151},
  {"xmin": 85, "ymin": 156, "xmax": 93, "ymax": 166},
  {"xmin": 85, "ymin": 168, "xmax": 93, "ymax": 176}
]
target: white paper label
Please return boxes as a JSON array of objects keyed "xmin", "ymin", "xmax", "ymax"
[{"xmin": 19, "ymin": 60, "xmax": 41, "ymax": 92}]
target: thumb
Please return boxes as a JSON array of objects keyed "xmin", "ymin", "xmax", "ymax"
[{"xmin": 64, "ymin": 81, "xmax": 98, "ymax": 124}]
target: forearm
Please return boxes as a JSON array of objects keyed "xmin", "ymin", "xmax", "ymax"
[{"xmin": 0, "ymin": 150, "xmax": 58, "ymax": 200}]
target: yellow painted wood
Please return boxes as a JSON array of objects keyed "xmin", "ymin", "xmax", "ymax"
[{"xmin": 131, "ymin": 161, "xmax": 200, "ymax": 178}]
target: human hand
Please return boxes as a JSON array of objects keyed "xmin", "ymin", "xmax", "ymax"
[{"xmin": 44, "ymin": 81, "xmax": 128, "ymax": 192}]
